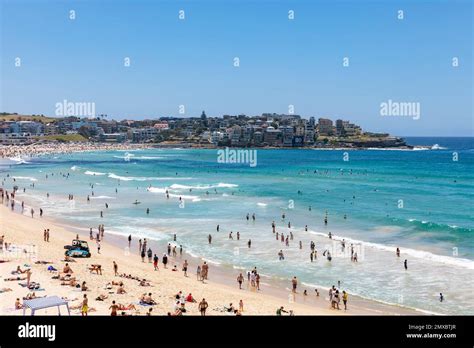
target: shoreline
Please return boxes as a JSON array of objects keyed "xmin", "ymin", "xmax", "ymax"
[
  {"xmin": 0, "ymin": 141, "xmax": 433, "ymax": 161},
  {"xmin": 0, "ymin": 199, "xmax": 422, "ymax": 316}
]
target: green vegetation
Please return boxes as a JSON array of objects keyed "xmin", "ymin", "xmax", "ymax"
[{"xmin": 0, "ymin": 114, "xmax": 57, "ymax": 123}]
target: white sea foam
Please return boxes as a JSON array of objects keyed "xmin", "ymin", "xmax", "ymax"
[
  {"xmin": 85, "ymin": 171, "xmax": 107, "ymax": 176},
  {"xmin": 12, "ymin": 176, "xmax": 37, "ymax": 182},
  {"xmin": 109, "ymin": 173, "xmax": 192, "ymax": 181},
  {"xmin": 146, "ymin": 187, "xmax": 199, "ymax": 201},
  {"xmin": 201, "ymin": 258, "xmax": 221, "ymax": 265},
  {"xmin": 70, "ymin": 165, "xmax": 79, "ymax": 171},
  {"xmin": 8, "ymin": 157, "xmax": 30, "ymax": 164},
  {"xmin": 307, "ymin": 229, "xmax": 474, "ymax": 270},
  {"xmin": 257, "ymin": 202, "xmax": 267, "ymax": 207},
  {"xmin": 113, "ymin": 155, "xmax": 164, "ymax": 160},
  {"xmin": 89, "ymin": 195, "xmax": 115, "ymax": 200},
  {"xmin": 169, "ymin": 183, "xmax": 238, "ymax": 190}
]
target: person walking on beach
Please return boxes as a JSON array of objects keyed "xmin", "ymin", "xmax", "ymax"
[
  {"xmin": 201, "ymin": 262, "xmax": 209, "ymax": 281},
  {"xmin": 404, "ymin": 259, "xmax": 408, "ymax": 270},
  {"xmin": 237, "ymin": 273, "xmax": 244, "ymax": 289},
  {"xmin": 396, "ymin": 247, "xmax": 400, "ymax": 257},
  {"xmin": 196, "ymin": 265, "xmax": 201, "ymax": 281},
  {"xmin": 247, "ymin": 239, "xmax": 251, "ymax": 248},
  {"xmin": 141, "ymin": 249, "xmax": 145, "ymax": 262},
  {"xmin": 147, "ymin": 248, "xmax": 152, "ymax": 263},
  {"xmin": 139, "ymin": 239, "xmax": 142, "ymax": 253},
  {"xmin": 440, "ymin": 293, "xmax": 444, "ymax": 302},
  {"xmin": 342, "ymin": 290, "xmax": 348, "ymax": 310},
  {"xmin": 208, "ymin": 234, "xmax": 212, "ymax": 244},
  {"xmin": 153, "ymin": 254, "xmax": 159, "ymax": 271},
  {"xmin": 128, "ymin": 235, "xmax": 131, "ymax": 247},
  {"xmin": 182, "ymin": 260, "xmax": 188, "ymax": 276},
  {"xmin": 162, "ymin": 253, "xmax": 168, "ymax": 269},
  {"xmin": 292, "ymin": 276, "xmax": 298, "ymax": 293},
  {"xmin": 113, "ymin": 261, "xmax": 118, "ymax": 276},
  {"xmin": 97, "ymin": 240, "xmax": 101, "ymax": 254},
  {"xmin": 199, "ymin": 298, "xmax": 208, "ymax": 316}
]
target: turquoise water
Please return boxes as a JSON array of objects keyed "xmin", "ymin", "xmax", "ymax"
[{"xmin": 1, "ymin": 137, "xmax": 473, "ymax": 314}]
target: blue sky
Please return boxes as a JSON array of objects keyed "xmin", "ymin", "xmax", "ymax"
[{"xmin": 0, "ymin": 0, "xmax": 472, "ymax": 136}]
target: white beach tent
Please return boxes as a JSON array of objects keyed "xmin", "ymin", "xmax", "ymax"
[{"xmin": 22, "ymin": 296, "xmax": 70, "ymax": 316}]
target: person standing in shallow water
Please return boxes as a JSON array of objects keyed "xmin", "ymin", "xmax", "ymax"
[
  {"xmin": 291, "ymin": 276, "xmax": 298, "ymax": 293},
  {"xmin": 404, "ymin": 259, "xmax": 408, "ymax": 270}
]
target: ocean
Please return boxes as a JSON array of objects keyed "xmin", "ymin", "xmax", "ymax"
[{"xmin": 1, "ymin": 137, "xmax": 473, "ymax": 315}]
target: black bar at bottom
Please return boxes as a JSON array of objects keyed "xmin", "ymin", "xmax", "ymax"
[{"xmin": 0, "ymin": 315, "xmax": 472, "ymax": 347}]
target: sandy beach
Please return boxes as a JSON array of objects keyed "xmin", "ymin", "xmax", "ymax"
[
  {"xmin": 0, "ymin": 142, "xmax": 150, "ymax": 160},
  {"xmin": 0, "ymin": 199, "xmax": 421, "ymax": 316}
]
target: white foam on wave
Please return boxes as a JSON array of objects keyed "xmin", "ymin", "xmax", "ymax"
[
  {"xmin": 307, "ymin": 229, "xmax": 474, "ymax": 270},
  {"xmin": 113, "ymin": 155, "xmax": 164, "ymax": 160},
  {"xmin": 12, "ymin": 176, "xmax": 37, "ymax": 182},
  {"xmin": 109, "ymin": 173, "xmax": 192, "ymax": 181},
  {"xmin": 85, "ymin": 171, "xmax": 107, "ymax": 176},
  {"xmin": 169, "ymin": 183, "xmax": 238, "ymax": 190},
  {"xmin": 8, "ymin": 157, "xmax": 30, "ymax": 164},
  {"xmin": 146, "ymin": 187, "xmax": 199, "ymax": 201},
  {"xmin": 70, "ymin": 165, "xmax": 79, "ymax": 171},
  {"xmin": 89, "ymin": 195, "xmax": 116, "ymax": 200},
  {"xmin": 257, "ymin": 202, "xmax": 267, "ymax": 207},
  {"xmin": 201, "ymin": 258, "xmax": 221, "ymax": 266}
]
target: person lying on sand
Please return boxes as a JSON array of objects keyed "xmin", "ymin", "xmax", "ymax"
[
  {"xmin": 23, "ymin": 292, "xmax": 44, "ymax": 300},
  {"xmin": 15, "ymin": 298, "xmax": 23, "ymax": 309},
  {"xmin": 139, "ymin": 279, "xmax": 151, "ymax": 287},
  {"xmin": 62, "ymin": 256, "xmax": 76, "ymax": 262},
  {"xmin": 59, "ymin": 274, "xmax": 74, "ymax": 281},
  {"xmin": 34, "ymin": 260, "xmax": 52, "ymax": 264},
  {"xmin": 14, "ymin": 266, "xmax": 28, "ymax": 274},
  {"xmin": 0, "ymin": 288, "xmax": 12, "ymax": 293},
  {"xmin": 61, "ymin": 278, "xmax": 77, "ymax": 287},
  {"xmin": 117, "ymin": 303, "xmax": 137, "ymax": 310},
  {"xmin": 4, "ymin": 276, "xmax": 26, "ymax": 281},
  {"xmin": 95, "ymin": 294, "xmax": 108, "ymax": 301},
  {"xmin": 69, "ymin": 304, "xmax": 96, "ymax": 312}
]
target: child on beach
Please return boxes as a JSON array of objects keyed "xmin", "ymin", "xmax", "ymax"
[{"xmin": 81, "ymin": 294, "xmax": 88, "ymax": 316}]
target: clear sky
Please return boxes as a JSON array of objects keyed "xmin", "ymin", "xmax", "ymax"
[{"xmin": 0, "ymin": 0, "xmax": 472, "ymax": 136}]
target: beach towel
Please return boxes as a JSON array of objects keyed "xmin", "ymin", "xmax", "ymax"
[
  {"xmin": 19, "ymin": 282, "xmax": 41, "ymax": 290},
  {"xmin": 138, "ymin": 301, "xmax": 155, "ymax": 306}
]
